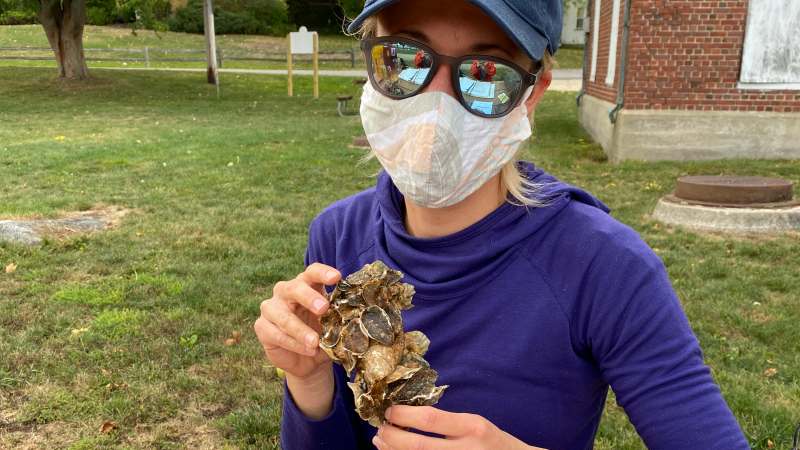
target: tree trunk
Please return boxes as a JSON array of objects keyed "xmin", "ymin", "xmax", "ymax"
[{"xmin": 38, "ymin": 0, "xmax": 90, "ymax": 79}]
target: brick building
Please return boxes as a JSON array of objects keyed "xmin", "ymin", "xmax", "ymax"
[{"xmin": 577, "ymin": 0, "xmax": 800, "ymax": 162}]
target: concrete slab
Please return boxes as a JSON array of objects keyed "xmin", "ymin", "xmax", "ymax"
[
  {"xmin": 579, "ymin": 93, "xmax": 800, "ymax": 163},
  {"xmin": 0, "ymin": 217, "xmax": 107, "ymax": 246},
  {"xmin": 652, "ymin": 197, "xmax": 800, "ymax": 233}
]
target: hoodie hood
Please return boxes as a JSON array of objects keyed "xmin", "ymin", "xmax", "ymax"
[{"xmin": 371, "ymin": 161, "xmax": 609, "ymax": 300}]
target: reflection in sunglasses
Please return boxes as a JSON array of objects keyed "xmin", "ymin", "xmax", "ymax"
[{"xmin": 364, "ymin": 37, "xmax": 537, "ymax": 117}]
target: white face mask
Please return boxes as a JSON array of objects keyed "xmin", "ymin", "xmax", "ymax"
[{"xmin": 360, "ymin": 82, "xmax": 534, "ymax": 208}]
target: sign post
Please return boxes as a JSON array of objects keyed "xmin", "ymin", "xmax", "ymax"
[
  {"xmin": 286, "ymin": 34, "xmax": 292, "ymax": 97},
  {"xmin": 287, "ymin": 27, "xmax": 319, "ymax": 99},
  {"xmin": 202, "ymin": 0, "xmax": 217, "ymax": 85}
]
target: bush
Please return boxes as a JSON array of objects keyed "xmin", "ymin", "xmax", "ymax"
[
  {"xmin": 85, "ymin": 0, "xmax": 115, "ymax": 24},
  {"xmin": 0, "ymin": 10, "xmax": 37, "ymax": 25},
  {"xmin": 115, "ymin": 1, "xmax": 137, "ymax": 24},
  {"xmin": 167, "ymin": 0, "xmax": 204, "ymax": 33},
  {"xmin": 86, "ymin": 6, "xmax": 114, "ymax": 25},
  {"xmin": 168, "ymin": 0, "xmax": 289, "ymax": 35}
]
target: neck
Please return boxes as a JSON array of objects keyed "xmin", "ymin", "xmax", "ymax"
[{"xmin": 403, "ymin": 173, "xmax": 507, "ymax": 238}]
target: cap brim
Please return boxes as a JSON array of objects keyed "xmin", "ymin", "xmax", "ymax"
[{"xmin": 347, "ymin": 0, "xmax": 549, "ymax": 62}]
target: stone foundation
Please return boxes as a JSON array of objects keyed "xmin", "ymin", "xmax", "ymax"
[{"xmin": 579, "ymin": 94, "xmax": 800, "ymax": 163}]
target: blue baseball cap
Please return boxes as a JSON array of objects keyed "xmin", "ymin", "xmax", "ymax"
[{"xmin": 346, "ymin": 0, "xmax": 562, "ymax": 61}]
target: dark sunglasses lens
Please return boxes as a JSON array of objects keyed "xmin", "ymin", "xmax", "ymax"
[
  {"xmin": 368, "ymin": 40, "xmax": 431, "ymax": 97},
  {"xmin": 459, "ymin": 60, "xmax": 523, "ymax": 116}
]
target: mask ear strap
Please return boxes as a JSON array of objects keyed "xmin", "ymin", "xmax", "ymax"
[{"xmin": 516, "ymin": 85, "xmax": 535, "ymax": 111}]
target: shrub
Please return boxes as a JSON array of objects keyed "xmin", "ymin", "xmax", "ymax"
[
  {"xmin": 0, "ymin": 10, "xmax": 37, "ymax": 25},
  {"xmin": 167, "ymin": 0, "xmax": 204, "ymax": 33},
  {"xmin": 168, "ymin": 0, "xmax": 289, "ymax": 35},
  {"xmin": 86, "ymin": 6, "xmax": 114, "ymax": 25}
]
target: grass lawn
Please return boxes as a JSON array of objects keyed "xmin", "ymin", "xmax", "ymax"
[
  {"xmin": 1, "ymin": 66, "xmax": 798, "ymax": 449},
  {"xmin": 0, "ymin": 24, "xmax": 586, "ymax": 72}
]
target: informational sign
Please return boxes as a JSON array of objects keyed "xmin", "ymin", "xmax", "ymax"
[
  {"xmin": 290, "ymin": 26, "xmax": 317, "ymax": 55},
  {"xmin": 286, "ymin": 26, "xmax": 319, "ymax": 98},
  {"xmin": 740, "ymin": 0, "xmax": 800, "ymax": 86}
]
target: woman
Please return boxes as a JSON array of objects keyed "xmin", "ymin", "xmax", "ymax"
[{"xmin": 254, "ymin": 0, "xmax": 750, "ymax": 449}]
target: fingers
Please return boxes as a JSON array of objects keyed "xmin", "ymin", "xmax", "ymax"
[
  {"xmin": 374, "ymin": 425, "xmax": 461, "ymax": 450},
  {"xmin": 260, "ymin": 298, "xmax": 321, "ymax": 353},
  {"xmin": 384, "ymin": 406, "xmax": 484, "ymax": 438},
  {"xmin": 255, "ymin": 314, "xmax": 318, "ymax": 357},
  {"xmin": 276, "ymin": 278, "xmax": 330, "ymax": 316},
  {"xmin": 297, "ymin": 262, "xmax": 341, "ymax": 293}
]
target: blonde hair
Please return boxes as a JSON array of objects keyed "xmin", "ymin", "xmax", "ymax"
[{"xmin": 355, "ymin": 15, "xmax": 555, "ymax": 207}]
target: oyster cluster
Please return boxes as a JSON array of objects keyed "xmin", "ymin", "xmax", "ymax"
[{"xmin": 319, "ymin": 261, "xmax": 448, "ymax": 427}]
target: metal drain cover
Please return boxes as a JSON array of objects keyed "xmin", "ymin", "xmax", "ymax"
[{"xmin": 675, "ymin": 176, "xmax": 793, "ymax": 206}]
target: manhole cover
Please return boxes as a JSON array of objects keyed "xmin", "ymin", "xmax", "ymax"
[{"xmin": 675, "ymin": 176, "xmax": 793, "ymax": 206}]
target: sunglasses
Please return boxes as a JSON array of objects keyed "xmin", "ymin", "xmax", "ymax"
[{"xmin": 360, "ymin": 36, "xmax": 542, "ymax": 118}]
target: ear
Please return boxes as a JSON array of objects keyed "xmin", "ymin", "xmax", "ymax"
[{"xmin": 524, "ymin": 70, "xmax": 552, "ymax": 116}]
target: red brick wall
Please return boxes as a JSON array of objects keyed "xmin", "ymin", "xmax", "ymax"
[
  {"xmin": 583, "ymin": 0, "xmax": 623, "ymax": 103},
  {"xmin": 583, "ymin": 0, "xmax": 800, "ymax": 112}
]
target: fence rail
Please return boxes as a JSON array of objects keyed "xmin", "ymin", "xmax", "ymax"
[{"xmin": 0, "ymin": 45, "xmax": 358, "ymax": 68}]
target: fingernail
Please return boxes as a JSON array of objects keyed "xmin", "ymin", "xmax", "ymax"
[
  {"xmin": 305, "ymin": 333, "xmax": 316, "ymax": 347},
  {"xmin": 306, "ymin": 346, "xmax": 317, "ymax": 356},
  {"xmin": 312, "ymin": 298, "xmax": 327, "ymax": 312},
  {"xmin": 325, "ymin": 270, "xmax": 338, "ymax": 281},
  {"xmin": 372, "ymin": 435, "xmax": 382, "ymax": 448},
  {"xmin": 384, "ymin": 406, "xmax": 392, "ymax": 421}
]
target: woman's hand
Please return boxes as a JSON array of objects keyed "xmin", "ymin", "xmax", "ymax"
[
  {"xmin": 372, "ymin": 406, "xmax": 546, "ymax": 450},
  {"xmin": 254, "ymin": 263, "xmax": 341, "ymax": 418}
]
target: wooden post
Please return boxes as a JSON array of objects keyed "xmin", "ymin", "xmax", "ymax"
[
  {"xmin": 203, "ymin": 0, "xmax": 218, "ymax": 84},
  {"xmin": 313, "ymin": 33, "xmax": 319, "ymax": 99},
  {"xmin": 287, "ymin": 34, "xmax": 292, "ymax": 97},
  {"xmin": 144, "ymin": 45, "xmax": 149, "ymax": 69}
]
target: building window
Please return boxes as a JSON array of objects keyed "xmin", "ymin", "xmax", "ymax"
[
  {"xmin": 739, "ymin": 0, "xmax": 800, "ymax": 89},
  {"xmin": 576, "ymin": 17, "xmax": 584, "ymax": 29}
]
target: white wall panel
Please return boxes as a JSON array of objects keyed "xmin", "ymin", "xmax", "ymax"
[{"xmin": 740, "ymin": 0, "xmax": 800, "ymax": 84}]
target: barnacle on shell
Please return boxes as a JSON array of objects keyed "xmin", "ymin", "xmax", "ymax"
[{"xmin": 319, "ymin": 261, "xmax": 448, "ymax": 427}]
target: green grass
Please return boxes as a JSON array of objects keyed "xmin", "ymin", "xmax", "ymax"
[
  {"xmin": 0, "ymin": 24, "xmax": 585, "ymax": 71},
  {"xmin": 1, "ymin": 66, "xmax": 798, "ymax": 449},
  {"xmin": 554, "ymin": 44, "xmax": 584, "ymax": 70}
]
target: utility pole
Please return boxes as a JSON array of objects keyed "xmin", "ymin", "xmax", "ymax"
[{"xmin": 203, "ymin": 0, "xmax": 217, "ymax": 84}]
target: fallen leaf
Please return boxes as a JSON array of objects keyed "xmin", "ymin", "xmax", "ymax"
[
  {"xmin": 767, "ymin": 439, "xmax": 774, "ymax": 448},
  {"xmin": 136, "ymin": 232, "xmax": 143, "ymax": 236},
  {"xmin": 102, "ymin": 369, "xmax": 111, "ymax": 377},
  {"xmin": 233, "ymin": 330, "xmax": 240, "ymax": 343},
  {"xmin": 71, "ymin": 327, "xmax": 89, "ymax": 335},
  {"xmin": 225, "ymin": 338, "xmax": 235, "ymax": 347},
  {"xmin": 767, "ymin": 359, "xmax": 773, "ymax": 364},
  {"xmin": 99, "ymin": 421, "xmax": 118, "ymax": 434},
  {"xmin": 5, "ymin": 263, "xmax": 16, "ymax": 274},
  {"xmin": 55, "ymin": 135, "xmax": 65, "ymax": 140},
  {"xmin": 763, "ymin": 368, "xmax": 778, "ymax": 377}
]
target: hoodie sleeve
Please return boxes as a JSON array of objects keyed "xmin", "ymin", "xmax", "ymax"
[
  {"xmin": 572, "ymin": 226, "xmax": 749, "ymax": 450},
  {"xmin": 279, "ymin": 215, "xmax": 374, "ymax": 450}
]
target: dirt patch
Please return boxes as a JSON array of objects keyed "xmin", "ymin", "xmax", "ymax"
[
  {"xmin": 0, "ymin": 204, "xmax": 128, "ymax": 225},
  {"xmin": 57, "ymin": 205, "xmax": 129, "ymax": 231},
  {"xmin": 0, "ymin": 418, "xmax": 76, "ymax": 450}
]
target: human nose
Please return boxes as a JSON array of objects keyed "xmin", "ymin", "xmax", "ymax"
[{"xmin": 421, "ymin": 63, "xmax": 458, "ymax": 100}]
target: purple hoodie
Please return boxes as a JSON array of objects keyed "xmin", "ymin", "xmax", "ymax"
[{"xmin": 280, "ymin": 162, "xmax": 749, "ymax": 450}]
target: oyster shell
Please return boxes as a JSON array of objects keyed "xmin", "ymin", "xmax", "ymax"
[{"xmin": 319, "ymin": 261, "xmax": 448, "ymax": 427}]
